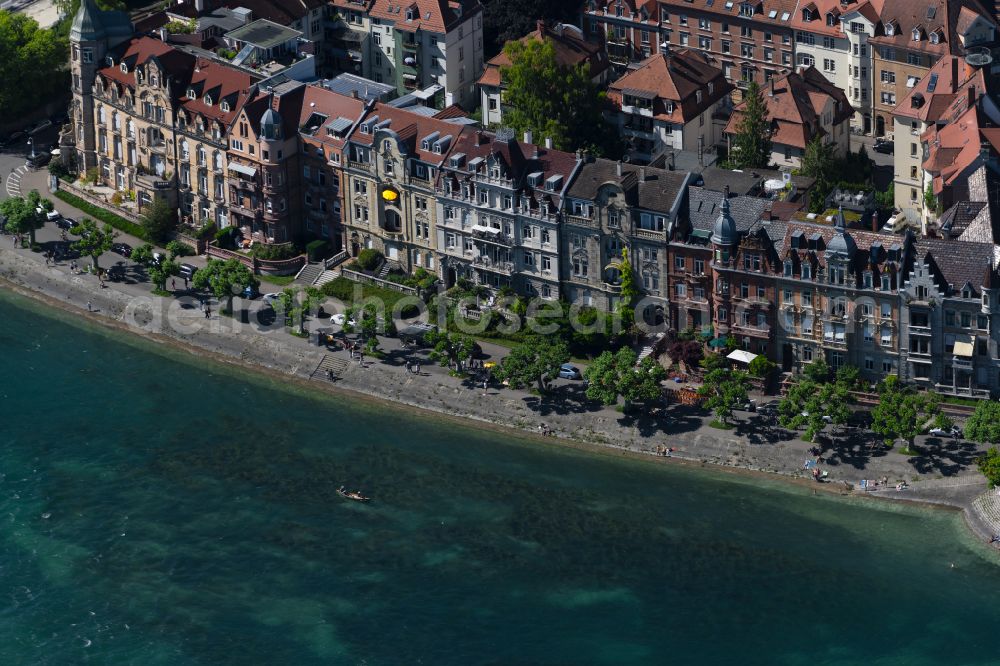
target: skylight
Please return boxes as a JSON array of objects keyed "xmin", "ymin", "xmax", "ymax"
[
  {"xmin": 926, "ymin": 6, "xmax": 936, "ymax": 20},
  {"xmin": 927, "ymin": 73, "xmax": 939, "ymax": 92},
  {"xmin": 768, "ymin": 9, "xmax": 777, "ymax": 18},
  {"xmin": 780, "ymin": 12, "xmax": 790, "ymax": 21}
]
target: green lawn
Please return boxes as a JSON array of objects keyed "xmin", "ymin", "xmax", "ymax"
[
  {"xmin": 54, "ymin": 190, "xmax": 149, "ymax": 241},
  {"xmin": 258, "ymin": 274, "xmax": 296, "ymax": 287}
]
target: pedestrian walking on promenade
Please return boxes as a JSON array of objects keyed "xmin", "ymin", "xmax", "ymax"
[
  {"xmin": 171, "ymin": 278, "xmax": 176, "ymax": 290},
  {"xmin": 86, "ymin": 301, "xmax": 92, "ymax": 312},
  {"xmin": 205, "ymin": 305, "xmax": 211, "ymax": 319}
]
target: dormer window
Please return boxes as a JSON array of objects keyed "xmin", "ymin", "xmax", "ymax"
[
  {"xmin": 696, "ymin": 90, "xmax": 702, "ymax": 104},
  {"xmin": 803, "ymin": 8, "xmax": 813, "ymax": 21},
  {"xmin": 204, "ymin": 95, "xmax": 212, "ymax": 106},
  {"xmin": 784, "ymin": 259, "xmax": 792, "ymax": 276},
  {"xmin": 826, "ymin": 12, "xmax": 836, "ymax": 26},
  {"xmin": 912, "ymin": 28, "xmax": 921, "ymax": 41},
  {"xmin": 884, "ymin": 21, "xmax": 895, "ymax": 36},
  {"xmin": 187, "ymin": 88, "xmax": 197, "ymax": 99},
  {"xmin": 929, "ymin": 30, "xmax": 940, "ymax": 44},
  {"xmin": 802, "ymin": 263, "xmax": 812, "ymax": 279},
  {"xmin": 739, "ymin": 2, "xmax": 754, "ymax": 17},
  {"xmin": 120, "ymin": 62, "xmax": 128, "ymax": 73},
  {"xmin": 105, "ymin": 56, "xmax": 114, "ymax": 66},
  {"xmin": 405, "ymin": 6, "xmax": 416, "ymax": 20},
  {"xmin": 665, "ymin": 101, "xmax": 674, "ymax": 114},
  {"xmin": 220, "ymin": 100, "xmax": 229, "ymax": 112},
  {"xmin": 963, "ymin": 285, "xmax": 973, "ymax": 299}
]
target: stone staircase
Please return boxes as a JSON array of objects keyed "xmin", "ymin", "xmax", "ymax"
[
  {"xmin": 296, "ymin": 262, "xmax": 325, "ymax": 285},
  {"xmin": 636, "ymin": 332, "xmax": 665, "ymax": 366},
  {"xmin": 314, "ymin": 269, "xmax": 339, "ymax": 287},
  {"xmin": 376, "ymin": 261, "xmax": 392, "ymax": 280},
  {"xmin": 311, "ymin": 355, "xmax": 350, "ymax": 381},
  {"xmin": 973, "ymin": 489, "xmax": 1000, "ymax": 535}
]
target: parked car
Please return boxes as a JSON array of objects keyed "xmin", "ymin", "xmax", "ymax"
[
  {"xmin": 243, "ymin": 283, "xmax": 260, "ymax": 299},
  {"xmin": 558, "ymin": 363, "xmax": 583, "ymax": 380},
  {"xmin": 928, "ymin": 425, "xmax": 962, "ymax": 438},
  {"xmin": 57, "ymin": 217, "xmax": 76, "ymax": 230},
  {"xmin": 802, "ymin": 411, "xmax": 833, "ymax": 423},
  {"xmin": 873, "ymin": 139, "xmax": 894, "ymax": 154},
  {"xmin": 151, "ymin": 251, "xmax": 165, "ymax": 265},
  {"xmin": 178, "ymin": 263, "xmax": 198, "ymax": 280},
  {"xmin": 262, "ymin": 292, "xmax": 281, "ymax": 305},
  {"xmin": 329, "ymin": 313, "xmax": 357, "ymax": 327},
  {"xmin": 112, "ymin": 242, "xmax": 132, "ymax": 257}
]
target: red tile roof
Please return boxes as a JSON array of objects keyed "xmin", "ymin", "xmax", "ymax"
[
  {"xmin": 608, "ymin": 49, "xmax": 733, "ymax": 124},
  {"xmin": 478, "ymin": 22, "xmax": 607, "ymax": 89},
  {"xmin": 656, "ymin": 0, "xmax": 800, "ymax": 27},
  {"xmin": 369, "ymin": 0, "xmax": 480, "ymax": 34},
  {"xmin": 724, "ymin": 66, "xmax": 853, "ymax": 149},
  {"xmin": 893, "ymin": 55, "xmax": 982, "ymax": 123}
]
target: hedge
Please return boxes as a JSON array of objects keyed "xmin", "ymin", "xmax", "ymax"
[
  {"xmin": 306, "ymin": 239, "xmax": 328, "ymax": 261},
  {"xmin": 54, "ymin": 190, "xmax": 148, "ymax": 241}
]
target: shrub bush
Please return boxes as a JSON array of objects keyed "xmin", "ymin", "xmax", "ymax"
[
  {"xmin": 748, "ymin": 355, "xmax": 776, "ymax": 378},
  {"xmin": 194, "ymin": 222, "xmax": 217, "ymax": 240},
  {"xmin": 166, "ymin": 239, "xmax": 194, "ymax": 259},
  {"xmin": 110, "ymin": 192, "xmax": 123, "ymax": 205},
  {"xmin": 320, "ymin": 277, "xmax": 357, "ymax": 301},
  {"xmin": 251, "ymin": 243, "xmax": 298, "ymax": 261},
  {"xmin": 215, "ymin": 226, "xmax": 239, "ymax": 249},
  {"xmin": 53, "ymin": 190, "xmax": 147, "ymax": 240},
  {"xmin": 356, "ymin": 248, "xmax": 383, "ymax": 271},
  {"xmin": 306, "ymin": 239, "xmax": 329, "ymax": 261}
]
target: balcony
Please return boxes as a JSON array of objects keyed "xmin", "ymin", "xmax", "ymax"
[
  {"xmin": 473, "ymin": 255, "xmax": 514, "ymax": 275},
  {"xmin": 230, "ymin": 199, "xmax": 258, "ymax": 216},
  {"xmin": 952, "ymin": 356, "xmax": 973, "ymax": 370},
  {"xmin": 621, "ymin": 104, "xmax": 654, "ymax": 118},
  {"xmin": 472, "ymin": 227, "xmax": 514, "ymax": 245},
  {"xmin": 347, "ymin": 159, "xmax": 372, "ymax": 172},
  {"xmin": 633, "ymin": 227, "xmax": 663, "ymax": 241},
  {"xmin": 401, "ymin": 37, "xmax": 418, "ymax": 52},
  {"xmin": 603, "ymin": 282, "xmax": 623, "ymax": 293},
  {"xmin": 908, "ymin": 325, "xmax": 932, "ymax": 336},
  {"xmin": 933, "ymin": 384, "xmax": 990, "ymax": 399},
  {"xmin": 565, "ymin": 213, "xmax": 598, "ymax": 228}
]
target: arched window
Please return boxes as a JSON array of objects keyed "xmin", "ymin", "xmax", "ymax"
[{"xmin": 180, "ymin": 140, "xmax": 190, "ymax": 160}]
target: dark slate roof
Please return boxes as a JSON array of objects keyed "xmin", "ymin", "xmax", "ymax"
[
  {"xmin": 565, "ymin": 157, "xmax": 687, "ymax": 213},
  {"xmin": 694, "ymin": 167, "xmax": 762, "ymax": 196},
  {"xmin": 939, "ymin": 200, "xmax": 988, "ymax": 238},
  {"xmin": 687, "ymin": 187, "xmax": 768, "ymax": 232},
  {"xmin": 916, "ymin": 237, "xmax": 995, "ymax": 295},
  {"xmin": 761, "ymin": 219, "xmax": 789, "ymax": 255}
]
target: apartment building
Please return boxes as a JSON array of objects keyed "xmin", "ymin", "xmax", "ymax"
[
  {"xmin": 788, "ymin": 0, "xmax": 850, "ymax": 96},
  {"xmin": 582, "ymin": 0, "xmax": 662, "ymax": 74},
  {"xmin": 339, "ymin": 101, "xmax": 480, "ymax": 272},
  {"xmin": 773, "ymin": 211, "xmax": 910, "ymax": 379},
  {"xmin": 724, "ymin": 66, "xmax": 852, "ymax": 169},
  {"xmin": 561, "ymin": 157, "xmax": 689, "ymax": 318},
  {"xmin": 835, "ymin": 1, "xmax": 878, "ymax": 134},
  {"xmin": 667, "ymin": 186, "xmax": 769, "ymax": 338},
  {"xmin": 330, "ymin": 0, "xmax": 484, "ymax": 109},
  {"xmin": 871, "ymin": 0, "xmax": 996, "ymax": 137},
  {"xmin": 479, "ymin": 22, "xmax": 610, "ymax": 127},
  {"xmin": 898, "ymin": 237, "xmax": 999, "ymax": 396},
  {"xmin": 295, "ymin": 86, "xmax": 366, "ymax": 247},
  {"xmin": 606, "ymin": 48, "xmax": 733, "ymax": 163},
  {"xmin": 433, "ymin": 129, "xmax": 578, "ymax": 298},
  {"xmin": 226, "ymin": 80, "xmax": 307, "ymax": 243}
]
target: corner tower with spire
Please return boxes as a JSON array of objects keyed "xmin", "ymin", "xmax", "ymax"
[{"xmin": 68, "ymin": 0, "xmax": 134, "ymax": 172}]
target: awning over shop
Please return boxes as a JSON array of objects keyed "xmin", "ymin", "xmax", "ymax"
[
  {"xmin": 727, "ymin": 349, "xmax": 759, "ymax": 364},
  {"xmin": 471, "ymin": 224, "xmax": 499, "ymax": 234},
  {"xmin": 953, "ymin": 338, "xmax": 974, "ymax": 357},
  {"xmin": 228, "ymin": 163, "xmax": 257, "ymax": 177}
]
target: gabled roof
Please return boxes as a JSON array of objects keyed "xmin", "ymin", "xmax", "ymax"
[
  {"xmin": 478, "ymin": 22, "xmax": 607, "ymax": 89},
  {"xmin": 724, "ymin": 66, "xmax": 853, "ymax": 149},
  {"xmin": 655, "ymin": 0, "xmax": 801, "ymax": 27},
  {"xmin": 369, "ymin": 0, "xmax": 481, "ymax": 34},
  {"xmin": 565, "ymin": 157, "xmax": 688, "ymax": 213},
  {"xmin": 686, "ymin": 187, "xmax": 768, "ymax": 234},
  {"xmin": 608, "ymin": 49, "xmax": 733, "ymax": 124},
  {"xmin": 97, "ymin": 36, "xmax": 192, "ymax": 93},
  {"xmin": 915, "ymin": 236, "xmax": 994, "ymax": 295}
]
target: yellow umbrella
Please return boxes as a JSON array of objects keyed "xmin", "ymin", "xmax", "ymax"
[
  {"xmin": 381, "ymin": 187, "xmax": 398, "ymax": 202},
  {"xmin": 483, "ymin": 361, "xmax": 496, "ymax": 369}
]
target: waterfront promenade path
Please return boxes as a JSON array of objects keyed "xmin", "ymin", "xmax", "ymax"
[{"xmin": 2, "ymin": 190, "xmax": 998, "ymax": 543}]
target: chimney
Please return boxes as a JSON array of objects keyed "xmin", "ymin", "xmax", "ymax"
[
  {"xmin": 545, "ymin": 136, "xmax": 553, "ymax": 149},
  {"xmin": 476, "ymin": 130, "xmax": 484, "ymax": 146},
  {"xmin": 523, "ymin": 130, "xmax": 532, "ymax": 144},
  {"xmin": 952, "ymin": 57, "xmax": 959, "ymax": 90},
  {"xmin": 872, "ymin": 211, "xmax": 879, "ymax": 233},
  {"xmin": 616, "ymin": 160, "xmax": 622, "ymax": 176},
  {"xmin": 351, "ymin": 89, "xmax": 359, "ymax": 99}
]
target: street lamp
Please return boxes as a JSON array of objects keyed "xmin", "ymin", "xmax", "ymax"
[{"xmin": 28, "ymin": 138, "xmax": 35, "ymax": 159}]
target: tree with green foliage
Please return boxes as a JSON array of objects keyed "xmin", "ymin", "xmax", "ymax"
[
  {"xmin": 140, "ymin": 197, "xmax": 176, "ymax": 244},
  {"xmin": 0, "ymin": 191, "xmax": 49, "ymax": 247},
  {"xmin": 605, "ymin": 246, "xmax": 639, "ymax": 330},
  {"xmin": 165, "ymin": 240, "xmax": 190, "ymax": 260},
  {"xmin": 426, "ymin": 330, "xmax": 477, "ymax": 370},
  {"xmin": 835, "ymin": 364, "xmax": 860, "ymax": 390},
  {"xmin": 802, "ymin": 358, "xmax": 831, "ymax": 384},
  {"xmin": 355, "ymin": 248, "xmax": 383, "ymax": 271},
  {"xmin": 69, "ymin": 218, "xmax": 116, "ymax": 271},
  {"xmin": 747, "ymin": 355, "xmax": 776, "ymax": 378},
  {"xmin": 802, "ymin": 135, "xmax": 836, "ymax": 214},
  {"xmin": 495, "ymin": 336, "xmax": 570, "ymax": 393},
  {"xmin": 778, "ymin": 378, "xmax": 851, "ymax": 443},
  {"xmin": 964, "ymin": 400, "xmax": 1000, "ymax": 444},
  {"xmin": 585, "ymin": 347, "xmax": 665, "ymax": 409},
  {"xmin": 148, "ymin": 259, "xmax": 179, "ymax": 292},
  {"xmin": 870, "ymin": 376, "xmax": 941, "ymax": 451},
  {"xmin": 163, "ymin": 18, "xmax": 196, "ymax": 34},
  {"xmin": 700, "ymin": 351, "xmax": 728, "ymax": 373},
  {"xmin": 0, "ymin": 12, "xmax": 69, "ymax": 119},
  {"xmin": 729, "ymin": 82, "xmax": 771, "ymax": 170},
  {"xmin": 276, "ymin": 286, "xmax": 320, "ymax": 335},
  {"xmin": 875, "ymin": 183, "xmax": 895, "ymax": 214},
  {"xmin": 129, "ymin": 243, "xmax": 154, "ymax": 267},
  {"xmin": 977, "ymin": 447, "xmax": 1000, "ymax": 487},
  {"xmin": 698, "ymin": 368, "xmax": 750, "ymax": 425},
  {"xmin": 192, "ymin": 258, "xmax": 255, "ymax": 312},
  {"xmin": 500, "ymin": 37, "xmax": 618, "ymax": 156}
]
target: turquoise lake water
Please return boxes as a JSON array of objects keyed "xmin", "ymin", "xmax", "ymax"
[{"xmin": 1, "ymin": 289, "xmax": 999, "ymax": 665}]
